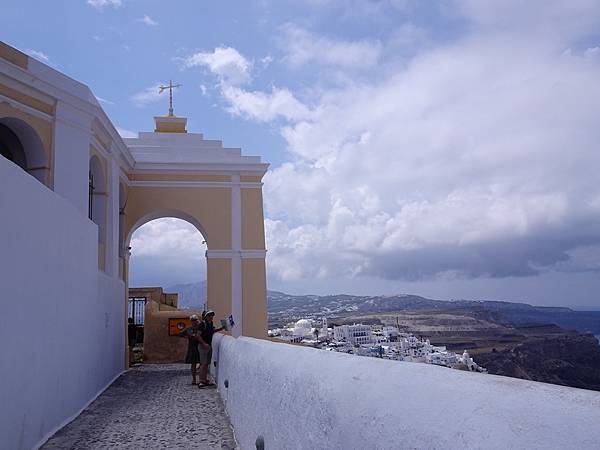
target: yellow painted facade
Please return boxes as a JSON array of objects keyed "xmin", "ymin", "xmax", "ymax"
[
  {"xmin": 242, "ymin": 258, "xmax": 268, "ymax": 338},
  {"xmin": 130, "ymin": 173, "xmax": 232, "ymax": 182},
  {"xmin": 125, "ymin": 186, "xmax": 233, "ymax": 249},
  {"xmin": 241, "ymin": 188, "xmax": 266, "ymax": 250},
  {"xmin": 0, "ymin": 41, "xmax": 28, "ymax": 69}
]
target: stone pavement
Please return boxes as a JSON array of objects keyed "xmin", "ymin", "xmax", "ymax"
[{"xmin": 42, "ymin": 365, "xmax": 237, "ymax": 450}]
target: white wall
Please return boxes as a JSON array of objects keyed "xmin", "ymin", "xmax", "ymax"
[
  {"xmin": 212, "ymin": 334, "xmax": 600, "ymax": 450},
  {"xmin": 52, "ymin": 101, "xmax": 94, "ymax": 216},
  {"xmin": 0, "ymin": 158, "xmax": 125, "ymax": 450}
]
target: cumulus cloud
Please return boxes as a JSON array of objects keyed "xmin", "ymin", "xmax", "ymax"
[
  {"xmin": 97, "ymin": 96, "xmax": 115, "ymax": 105},
  {"xmin": 137, "ymin": 15, "xmax": 158, "ymax": 26},
  {"xmin": 184, "ymin": 47, "xmax": 251, "ymax": 85},
  {"xmin": 116, "ymin": 127, "xmax": 136, "ymax": 138},
  {"xmin": 131, "ymin": 84, "xmax": 162, "ymax": 106},
  {"xmin": 174, "ymin": 1, "xmax": 600, "ymax": 287},
  {"xmin": 258, "ymin": 0, "xmax": 600, "ymax": 283},
  {"xmin": 129, "ymin": 218, "xmax": 207, "ymax": 286},
  {"xmin": 25, "ymin": 49, "xmax": 50, "ymax": 64},
  {"xmin": 183, "ymin": 46, "xmax": 310, "ymax": 122},
  {"xmin": 87, "ymin": 0, "xmax": 121, "ymax": 9},
  {"xmin": 222, "ymin": 85, "xmax": 311, "ymax": 122},
  {"xmin": 281, "ymin": 24, "xmax": 382, "ymax": 69}
]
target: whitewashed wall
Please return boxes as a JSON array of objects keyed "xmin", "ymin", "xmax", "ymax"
[
  {"xmin": 212, "ymin": 334, "xmax": 600, "ymax": 450},
  {"xmin": 0, "ymin": 158, "xmax": 125, "ymax": 450}
]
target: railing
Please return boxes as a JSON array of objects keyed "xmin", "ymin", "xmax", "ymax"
[{"xmin": 211, "ymin": 334, "xmax": 600, "ymax": 450}]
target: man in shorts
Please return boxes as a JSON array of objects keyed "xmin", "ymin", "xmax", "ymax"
[{"xmin": 198, "ymin": 310, "xmax": 224, "ymax": 387}]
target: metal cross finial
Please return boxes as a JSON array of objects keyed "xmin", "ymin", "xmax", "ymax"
[{"xmin": 158, "ymin": 80, "xmax": 182, "ymax": 116}]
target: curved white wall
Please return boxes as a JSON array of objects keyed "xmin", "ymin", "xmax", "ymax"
[
  {"xmin": 0, "ymin": 158, "xmax": 125, "ymax": 450},
  {"xmin": 212, "ymin": 334, "xmax": 600, "ymax": 450}
]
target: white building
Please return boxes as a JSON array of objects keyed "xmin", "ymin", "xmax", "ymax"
[
  {"xmin": 333, "ymin": 324, "xmax": 373, "ymax": 345},
  {"xmin": 382, "ymin": 326, "xmax": 399, "ymax": 341},
  {"xmin": 293, "ymin": 319, "xmax": 314, "ymax": 337}
]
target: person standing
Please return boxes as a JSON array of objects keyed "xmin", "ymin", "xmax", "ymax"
[
  {"xmin": 127, "ymin": 317, "xmax": 137, "ymax": 365},
  {"xmin": 197, "ymin": 310, "xmax": 224, "ymax": 387},
  {"xmin": 179, "ymin": 314, "xmax": 202, "ymax": 385}
]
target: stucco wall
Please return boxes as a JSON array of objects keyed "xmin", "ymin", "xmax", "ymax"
[
  {"xmin": 241, "ymin": 188, "xmax": 265, "ymax": 250},
  {"xmin": 212, "ymin": 335, "xmax": 600, "ymax": 450},
  {"xmin": 143, "ymin": 300, "xmax": 204, "ymax": 363},
  {"xmin": 242, "ymin": 258, "xmax": 267, "ymax": 338},
  {"xmin": 125, "ymin": 186, "xmax": 231, "ymax": 249},
  {"xmin": 0, "ymin": 157, "xmax": 125, "ymax": 450},
  {"xmin": 207, "ymin": 258, "xmax": 232, "ymax": 323}
]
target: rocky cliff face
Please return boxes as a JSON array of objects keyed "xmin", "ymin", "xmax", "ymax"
[{"xmin": 475, "ymin": 333, "xmax": 600, "ymax": 391}]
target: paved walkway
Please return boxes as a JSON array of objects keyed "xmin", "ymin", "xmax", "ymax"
[{"xmin": 42, "ymin": 365, "xmax": 237, "ymax": 450}]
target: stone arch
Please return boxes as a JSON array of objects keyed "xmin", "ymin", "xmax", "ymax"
[{"xmin": 0, "ymin": 117, "xmax": 50, "ymax": 186}]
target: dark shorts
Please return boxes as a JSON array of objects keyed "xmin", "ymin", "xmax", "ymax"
[{"xmin": 185, "ymin": 345, "xmax": 201, "ymax": 364}]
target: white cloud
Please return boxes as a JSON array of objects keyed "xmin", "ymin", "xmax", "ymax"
[
  {"xmin": 131, "ymin": 84, "xmax": 162, "ymax": 107},
  {"xmin": 129, "ymin": 218, "xmax": 207, "ymax": 285},
  {"xmin": 131, "ymin": 218, "xmax": 206, "ymax": 257},
  {"xmin": 97, "ymin": 96, "xmax": 115, "ymax": 105},
  {"xmin": 116, "ymin": 127, "xmax": 137, "ymax": 138},
  {"xmin": 184, "ymin": 47, "xmax": 251, "ymax": 85},
  {"xmin": 222, "ymin": 85, "xmax": 311, "ymax": 122},
  {"xmin": 257, "ymin": 0, "xmax": 600, "ymax": 283},
  {"xmin": 137, "ymin": 15, "xmax": 158, "ymax": 26},
  {"xmin": 87, "ymin": 0, "xmax": 121, "ymax": 9},
  {"xmin": 261, "ymin": 55, "xmax": 274, "ymax": 67},
  {"xmin": 183, "ymin": 46, "xmax": 308, "ymax": 122},
  {"xmin": 281, "ymin": 24, "xmax": 382, "ymax": 69},
  {"xmin": 25, "ymin": 49, "xmax": 50, "ymax": 64},
  {"xmin": 584, "ymin": 46, "xmax": 599, "ymax": 58}
]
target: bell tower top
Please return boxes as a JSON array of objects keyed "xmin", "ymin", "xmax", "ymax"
[{"xmin": 154, "ymin": 80, "xmax": 187, "ymax": 133}]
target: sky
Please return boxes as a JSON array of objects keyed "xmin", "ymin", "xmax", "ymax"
[{"xmin": 3, "ymin": 0, "xmax": 600, "ymax": 309}]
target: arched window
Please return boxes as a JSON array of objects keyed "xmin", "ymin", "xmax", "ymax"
[
  {"xmin": 0, "ymin": 123, "xmax": 28, "ymax": 171},
  {"xmin": 0, "ymin": 118, "xmax": 49, "ymax": 186}
]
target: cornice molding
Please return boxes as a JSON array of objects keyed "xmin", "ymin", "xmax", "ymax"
[
  {"xmin": 0, "ymin": 92, "xmax": 53, "ymax": 122},
  {"xmin": 206, "ymin": 249, "xmax": 267, "ymax": 259},
  {"xmin": 129, "ymin": 180, "xmax": 263, "ymax": 189}
]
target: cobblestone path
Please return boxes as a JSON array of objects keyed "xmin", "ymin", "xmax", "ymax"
[{"xmin": 42, "ymin": 365, "xmax": 237, "ymax": 450}]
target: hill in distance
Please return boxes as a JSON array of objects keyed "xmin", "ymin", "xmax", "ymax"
[{"xmin": 164, "ymin": 282, "xmax": 600, "ymax": 335}]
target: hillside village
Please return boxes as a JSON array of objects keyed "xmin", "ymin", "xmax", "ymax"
[{"xmin": 269, "ymin": 319, "xmax": 487, "ymax": 373}]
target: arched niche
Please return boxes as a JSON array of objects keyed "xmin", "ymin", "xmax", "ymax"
[
  {"xmin": 89, "ymin": 154, "xmax": 107, "ymax": 269},
  {"xmin": 0, "ymin": 117, "xmax": 50, "ymax": 186},
  {"xmin": 119, "ymin": 181, "xmax": 127, "ymax": 258}
]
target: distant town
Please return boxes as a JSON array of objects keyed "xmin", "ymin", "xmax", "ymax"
[{"xmin": 269, "ymin": 319, "xmax": 487, "ymax": 373}]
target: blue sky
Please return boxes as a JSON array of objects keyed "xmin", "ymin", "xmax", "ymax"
[{"xmin": 4, "ymin": 0, "xmax": 600, "ymax": 309}]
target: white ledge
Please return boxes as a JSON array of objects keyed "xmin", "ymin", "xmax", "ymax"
[{"xmin": 212, "ymin": 335, "xmax": 600, "ymax": 450}]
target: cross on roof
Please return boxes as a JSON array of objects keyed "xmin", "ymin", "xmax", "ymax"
[{"xmin": 158, "ymin": 80, "xmax": 181, "ymax": 116}]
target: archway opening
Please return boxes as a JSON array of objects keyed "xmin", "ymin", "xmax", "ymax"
[
  {"xmin": 0, "ymin": 119, "xmax": 49, "ymax": 186},
  {"xmin": 127, "ymin": 217, "xmax": 208, "ymax": 359}
]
